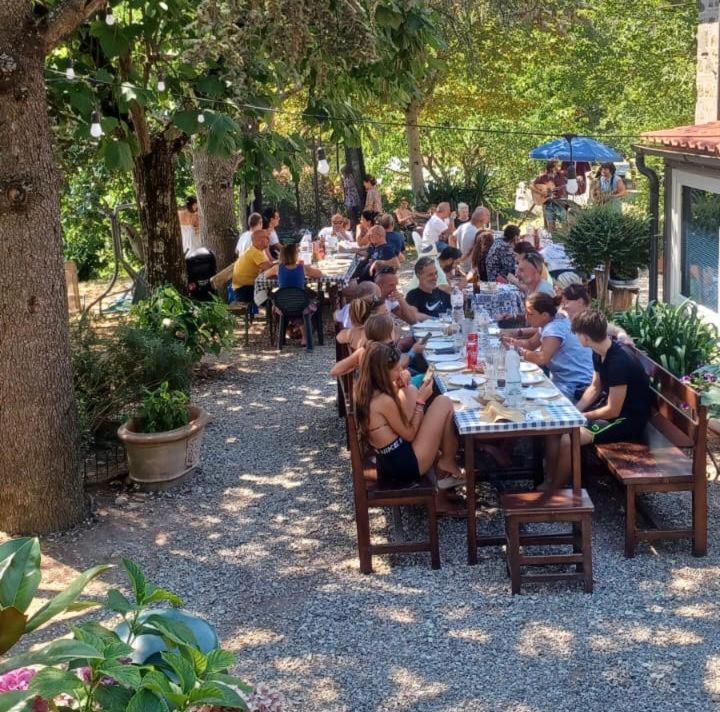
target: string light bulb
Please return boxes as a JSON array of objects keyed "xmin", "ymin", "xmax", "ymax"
[
  {"xmin": 65, "ymin": 61, "xmax": 75, "ymax": 80},
  {"xmin": 157, "ymin": 72, "xmax": 166, "ymax": 92},
  {"xmin": 90, "ymin": 111, "xmax": 103, "ymax": 138},
  {"xmin": 197, "ymin": 111, "xmax": 205, "ymax": 124},
  {"xmin": 105, "ymin": 7, "xmax": 115, "ymax": 25},
  {"xmin": 316, "ymin": 146, "xmax": 330, "ymax": 176}
]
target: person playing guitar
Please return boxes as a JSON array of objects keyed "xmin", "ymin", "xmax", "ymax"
[{"xmin": 530, "ymin": 160, "xmax": 567, "ymax": 232}]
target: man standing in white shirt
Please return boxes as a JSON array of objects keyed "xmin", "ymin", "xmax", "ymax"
[
  {"xmin": 235, "ymin": 212, "xmax": 263, "ymax": 255},
  {"xmin": 421, "ymin": 202, "xmax": 453, "ymax": 252}
]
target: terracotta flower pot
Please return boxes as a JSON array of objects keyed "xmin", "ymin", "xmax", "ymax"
[{"xmin": 118, "ymin": 406, "xmax": 210, "ymax": 489}]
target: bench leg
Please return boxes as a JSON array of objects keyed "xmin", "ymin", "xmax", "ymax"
[
  {"xmin": 427, "ymin": 497, "xmax": 441, "ymax": 570},
  {"xmin": 572, "ymin": 522, "xmax": 583, "ymax": 572},
  {"xmin": 692, "ymin": 486, "xmax": 708, "ymax": 557},
  {"xmin": 507, "ymin": 517, "xmax": 522, "ymax": 595},
  {"xmin": 277, "ymin": 315, "xmax": 285, "ymax": 351},
  {"xmin": 303, "ymin": 314, "xmax": 313, "ymax": 352},
  {"xmin": 625, "ymin": 485, "xmax": 637, "ymax": 558},
  {"xmin": 244, "ymin": 311, "xmax": 250, "ymax": 347},
  {"xmin": 581, "ymin": 515, "xmax": 593, "ymax": 593}
]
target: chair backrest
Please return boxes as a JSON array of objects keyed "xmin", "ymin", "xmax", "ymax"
[
  {"xmin": 345, "ymin": 408, "xmax": 370, "ymax": 507},
  {"xmin": 411, "ymin": 231, "xmax": 423, "ymax": 254},
  {"xmin": 272, "ymin": 287, "xmax": 310, "ymax": 316},
  {"xmin": 336, "ymin": 340, "xmax": 355, "ymax": 411},
  {"xmin": 629, "ymin": 346, "xmax": 707, "ymax": 446}
]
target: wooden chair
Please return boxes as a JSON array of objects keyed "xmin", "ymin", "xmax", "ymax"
[
  {"xmin": 228, "ymin": 302, "xmax": 251, "ymax": 347},
  {"xmin": 500, "ymin": 431, "xmax": 594, "ymax": 594},
  {"xmin": 343, "ymin": 397, "xmax": 440, "ymax": 574},
  {"xmin": 592, "ymin": 348, "xmax": 708, "ymax": 558}
]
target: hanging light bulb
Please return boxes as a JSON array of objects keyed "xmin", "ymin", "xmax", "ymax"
[
  {"xmin": 197, "ymin": 111, "xmax": 205, "ymax": 124},
  {"xmin": 316, "ymin": 146, "xmax": 330, "ymax": 176},
  {"xmin": 566, "ymin": 163, "xmax": 578, "ymax": 195},
  {"xmin": 105, "ymin": 7, "xmax": 115, "ymax": 25},
  {"xmin": 65, "ymin": 60, "xmax": 75, "ymax": 80},
  {"xmin": 157, "ymin": 72, "xmax": 166, "ymax": 92},
  {"xmin": 90, "ymin": 111, "xmax": 103, "ymax": 138}
]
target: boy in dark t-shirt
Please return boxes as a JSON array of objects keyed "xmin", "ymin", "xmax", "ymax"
[{"xmin": 542, "ymin": 310, "xmax": 651, "ymax": 492}]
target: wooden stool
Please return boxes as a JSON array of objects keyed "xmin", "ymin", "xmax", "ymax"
[
  {"xmin": 228, "ymin": 302, "xmax": 251, "ymax": 347},
  {"xmin": 501, "ymin": 489, "xmax": 594, "ymax": 594}
]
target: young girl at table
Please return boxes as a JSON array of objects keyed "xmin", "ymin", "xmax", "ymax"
[
  {"xmin": 336, "ymin": 294, "xmax": 387, "ymax": 350},
  {"xmin": 263, "ymin": 242, "xmax": 323, "ymax": 346},
  {"xmin": 355, "ymin": 341, "xmax": 464, "ymax": 489}
]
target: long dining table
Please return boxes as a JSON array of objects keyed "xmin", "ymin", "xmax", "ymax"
[{"xmin": 415, "ymin": 322, "xmax": 587, "ymax": 564}]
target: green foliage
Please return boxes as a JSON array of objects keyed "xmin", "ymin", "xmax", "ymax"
[
  {"xmin": 137, "ymin": 383, "xmax": 190, "ymax": 434},
  {"xmin": 425, "ymin": 165, "xmax": 501, "ymax": 211},
  {"xmin": 71, "ymin": 320, "xmax": 193, "ymax": 445},
  {"xmin": 615, "ymin": 301, "xmax": 720, "ymax": 377},
  {"xmin": 132, "ymin": 286, "xmax": 235, "ymax": 361},
  {"xmin": 0, "ymin": 541, "xmax": 252, "ymax": 710},
  {"xmin": 686, "ymin": 365, "xmax": 720, "ymax": 419}
]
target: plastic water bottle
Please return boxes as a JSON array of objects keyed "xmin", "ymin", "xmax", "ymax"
[
  {"xmin": 474, "ymin": 308, "xmax": 490, "ymax": 353},
  {"xmin": 451, "ymin": 284, "xmax": 464, "ymax": 325},
  {"xmin": 300, "ymin": 230, "xmax": 313, "ymax": 264},
  {"xmin": 325, "ymin": 232, "xmax": 338, "ymax": 256},
  {"xmin": 505, "ymin": 347, "xmax": 522, "ymax": 407}
]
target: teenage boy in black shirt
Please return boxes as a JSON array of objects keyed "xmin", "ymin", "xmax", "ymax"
[{"xmin": 543, "ymin": 309, "xmax": 651, "ymax": 490}]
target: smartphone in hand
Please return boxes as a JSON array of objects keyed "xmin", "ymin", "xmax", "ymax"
[{"xmin": 419, "ymin": 331, "xmax": 432, "ymax": 345}]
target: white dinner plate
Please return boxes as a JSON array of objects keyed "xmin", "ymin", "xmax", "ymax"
[
  {"xmin": 426, "ymin": 353, "xmax": 462, "ymax": 363},
  {"xmin": 524, "ymin": 386, "xmax": 561, "ymax": 399},
  {"xmin": 413, "ymin": 323, "xmax": 446, "ymax": 332},
  {"xmin": 426, "ymin": 339, "xmax": 453, "ymax": 350},
  {"xmin": 521, "ymin": 372, "xmax": 545, "ymax": 386},
  {"xmin": 520, "ymin": 362, "xmax": 541, "ymax": 373},
  {"xmin": 434, "ymin": 361, "xmax": 466, "ymax": 372},
  {"xmin": 447, "ymin": 374, "xmax": 487, "ymax": 387},
  {"xmin": 488, "ymin": 326, "xmax": 501, "ymax": 336}
]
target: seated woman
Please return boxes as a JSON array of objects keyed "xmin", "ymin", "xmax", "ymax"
[
  {"xmin": 502, "ymin": 292, "xmax": 594, "ymax": 401},
  {"xmin": 263, "ymin": 242, "xmax": 322, "ymax": 346},
  {"xmin": 509, "ymin": 241, "xmax": 552, "ymax": 288},
  {"xmin": 355, "ymin": 341, "xmax": 464, "ymax": 489},
  {"xmin": 464, "ymin": 229, "xmax": 495, "ymax": 283},
  {"xmin": 355, "ymin": 210, "xmax": 378, "ymax": 247}
]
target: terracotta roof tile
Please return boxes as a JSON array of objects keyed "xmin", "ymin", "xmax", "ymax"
[{"xmin": 641, "ymin": 121, "xmax": 720, "ymax": 156}]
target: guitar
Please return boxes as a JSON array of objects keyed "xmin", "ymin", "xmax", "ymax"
[{"xmin": 529, "ymin": 181, "xmax": 563, "ymax": 205}]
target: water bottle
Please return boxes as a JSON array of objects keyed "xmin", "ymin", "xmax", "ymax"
[
  {"xmin": 326, "ymin": 232, "xmax": 338, "ymax": 256},
  {"xmin": 300, "ymin": 230, "xmax": 312, "ymax": 264},
  {"xmin": 505, "ymin": 347, "xmax": 522, "ymax": 407}
]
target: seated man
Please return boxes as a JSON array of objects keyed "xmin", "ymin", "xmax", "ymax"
[
  {"xmin": 318, "ymin": 213, "xmax": 353, "ymax": 244},
  {"xmin": 378, "ymin": 213, "xmax": 406, "ymax": 262},
  {"xmin": 406, "ymin": 256, "xmax": 452, "ymax": 317},
  {"xmin": 374, "ymin": 267, "xmax": 427, "ymax": 325},
  {"xmin": 235, "ymin": 212, "xmax": 263, "ymax": 256},
  {"xmin": 406, "ymin": 246, "xmax": 463, "ymax": 295},
  {"xmin": 231, "ymin": 229, "xmax": 273, "ymax": 303},
  {"xmin": 511, "ymin": 252, "xmax": 555, "ymax": 296},
  {"xmin": 544, "ymin": 310, "xmax": 651, "ymax": 488},
  {"xmin": 421, "ymin": 202, "xmax": 454, "ymax": 252},
  {"xmin": 355, "ymin": 225, "xmax": 401, "ymax": 282}
]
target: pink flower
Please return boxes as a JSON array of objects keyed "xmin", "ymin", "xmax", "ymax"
[
  {"xmin": 681, "ymin": 375, "xmax": 691, "ymax": 384},
  {"xmin": 0, "ymin": 667, "xmax": 36, "ymax": 693},
  {"xmin": 75, "ymin": 667, "xmax": 93, "ymax": 684}
]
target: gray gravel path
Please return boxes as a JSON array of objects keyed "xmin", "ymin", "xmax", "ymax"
[{"xmin": 37, "ymin": 324, "xmax": 720, "ymax": 711}]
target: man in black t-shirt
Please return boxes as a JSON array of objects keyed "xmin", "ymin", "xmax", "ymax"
[
  {"xmin": 406, "ymin": 256, "xmax": 451, "ymax": 316},
  {"xmin": 543, "ymin": 309, "xmax": 651, "ymax": 492}
]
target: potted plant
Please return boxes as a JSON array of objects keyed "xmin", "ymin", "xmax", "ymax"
[
  {"xmin": 560, "ymin": 204, "xmax": 649, "ymax": 310},
  {"xmin": 118, "ymin": 382, "xmax": 210, "ymax": 488},
  {"xmin": 684, "ymin": 365, "xmax": 720, "ymax": 434}
]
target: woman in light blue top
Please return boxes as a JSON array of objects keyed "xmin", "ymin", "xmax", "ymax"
[
  {"xmin": 592, "ymin": 162, "xmax": 627, "ymax": 212},
  {"xmin": 502, "ymin": 292, "xmax": 594, "ymax": 400}
]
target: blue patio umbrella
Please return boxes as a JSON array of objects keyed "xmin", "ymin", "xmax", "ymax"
[{"xmin": 529, "ymin": 135, "xmax": 623, "ymax": 162}]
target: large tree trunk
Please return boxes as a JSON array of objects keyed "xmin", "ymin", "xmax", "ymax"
[
  {"xmin": 192, "ymin": 149, "xmax": 240, "ymax": 270},
  {"xmin": 133, "ymin": 133, "xmax": 187, "ymax": 291},
  {"xmin": 0, "ymin": 5, "xmax": 84, "ymax": 533},
  {"xmin": 405, "ymin": 100, "xmax": 427, "ymax": 204},
  {"xmin": 344, "ymin": 145, "xmax": 367, "ymax": 207}
]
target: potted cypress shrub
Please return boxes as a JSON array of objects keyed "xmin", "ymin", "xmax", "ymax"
[
  {"xmin": 560, "ymin": 204, "xmax": 649, "ymax": 311},
  {"xmin": 118, "ymin": 382, "xmax": 210, "ymax": 488}
]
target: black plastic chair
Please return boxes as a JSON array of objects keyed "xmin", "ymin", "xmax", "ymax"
[{"xmin": 272, "ymin": 287, "xmax": 315, "ymax": 352}]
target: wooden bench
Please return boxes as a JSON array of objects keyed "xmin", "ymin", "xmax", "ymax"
[
  {"xmin": 340, "ymin": 380, "xmax": 440, "ymax": 573},
  {"xmin": 592, "ymin": 348, "xmax": 708, "ymax": 558}
]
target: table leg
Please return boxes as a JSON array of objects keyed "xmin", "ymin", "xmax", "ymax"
[
  {"xmin": 465, "ymin": 435, "xmax": 477, "ymax": 565},
  {"xmin": 571, "ymin": 428, "xmax": 582, "ymax": 494}
]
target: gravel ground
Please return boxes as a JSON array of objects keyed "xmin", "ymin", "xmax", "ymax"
[{"xmin": 13, "ymin": 310, "xmax": 720, "ymax": 711}]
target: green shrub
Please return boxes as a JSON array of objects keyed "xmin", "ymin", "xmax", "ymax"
[
  {"xmin": 615, "ymin": 300, "xmax": 720, "ymax": 377},
  {"xmin": 132, "ymin": 286, "xmax": 235, "ymax": 361},
  {"xmin": 137, "ymin": 382, "xmax": 190, "ymax": 433}
]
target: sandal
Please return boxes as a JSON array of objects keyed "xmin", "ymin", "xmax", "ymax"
[{"xmin": 436, "ymin": 467, "xmax": 466, "ymax": 490}]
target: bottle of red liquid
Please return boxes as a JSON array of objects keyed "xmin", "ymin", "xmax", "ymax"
[{"xmin": 466, "ymin": 333, "xmax": 478, "ymax": 371}]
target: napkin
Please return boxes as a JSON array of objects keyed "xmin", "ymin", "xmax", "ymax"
[
  {"xmin": 478, "ymin": 401, "xmax": 524, "ymax": 424},
  {"xmin": 449, "ymin": 389, "xmax": 483, "ymax": 411}
]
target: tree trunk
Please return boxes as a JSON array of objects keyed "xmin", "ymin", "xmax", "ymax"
[
  {"xmin": 343, "ymin": 145, "xmax": 367, "ymax": 207},
  {"xmin": 133, "ymin": 134, "xmax": 186, "ymax": 291},
  {"xmin": 192, "ymin": 149, "xmax": 240, "ymax": 270},
  {"xmin": 405, "ymin": 100, "xmax": 427, "ymax": 204},
  {"xmin": 252, "ymin": 182, "xmax": 263, "ymax": 213},
  {"xmin": 0, "ymin": 7, "xmax": 84, "ymax": 533}
]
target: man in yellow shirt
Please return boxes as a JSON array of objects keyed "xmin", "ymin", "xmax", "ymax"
[{"xmin": 232, "ymin": 229, "xmax": 273, "ymax": 303}]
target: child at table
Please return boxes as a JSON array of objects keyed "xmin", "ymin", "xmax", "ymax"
[
  {"xmin": 355, "ymin": 341, "xmax": 464, "ymax": 490},
  {"xmin": 337, "ymin": 294, "xmax": 387, "ymax": 350},
  {"xmin": 263, "ymin": 242, "xmax": 323, "ymax": 347}
]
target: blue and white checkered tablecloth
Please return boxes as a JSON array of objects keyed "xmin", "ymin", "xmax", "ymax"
[
  {"xmin": 435, "ymin": 373, "xmax": 586, "ymax": 436},
  {"xmin": 471, "ymin": 287, "xmax": 524, "ymax": 320}
]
